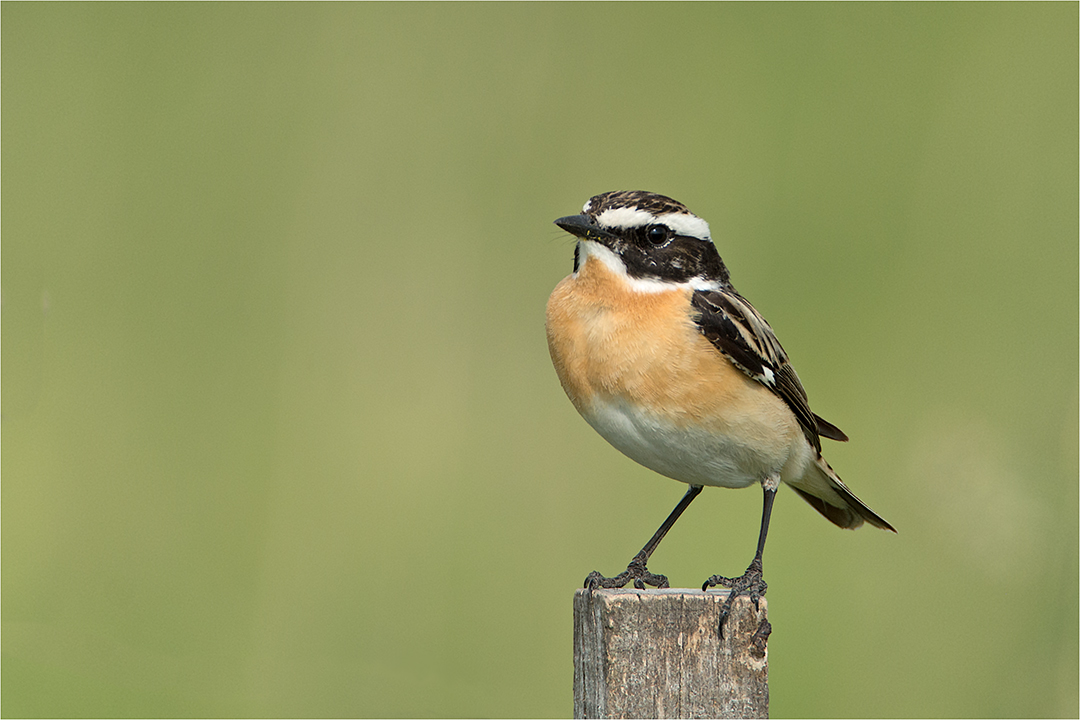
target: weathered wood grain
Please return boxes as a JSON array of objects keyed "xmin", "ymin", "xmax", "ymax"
[{"xmin": 574, "ymin": 588, "xmax": 769, "ymax": 719}]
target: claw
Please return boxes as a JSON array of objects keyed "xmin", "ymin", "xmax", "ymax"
[
  {"xmin": 583, "ymin": 553, "xmax": 670, "ymax": 590},
  {"xmin": 584, "ymin": 571, "xmax": 607, "ymax": 590},
  {"xmin": 702, "ymin": 559, "xmax": 767, "ymax": 638}
]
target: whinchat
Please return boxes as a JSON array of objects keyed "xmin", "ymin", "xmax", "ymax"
[{"xmin": 546, "ymin": 191, "xmax": 894, "ymax": 632}]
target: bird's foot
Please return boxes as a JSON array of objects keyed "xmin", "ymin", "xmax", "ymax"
[
  {"xmin": 701, "ymin": 557, "xmax": 767, "ymax": 637},
  {"xmin": 584, "ymin": 553, "xmax": 669, "ymax": 590}
]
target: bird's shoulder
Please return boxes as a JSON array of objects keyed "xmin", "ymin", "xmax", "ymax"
[{"xmin": 690, "ymin": 288, "xmax": 846, "ymax": 449}]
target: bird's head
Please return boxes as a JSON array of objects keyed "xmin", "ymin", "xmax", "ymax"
[{"xmin": 554, "ymin": 191, "xmax": 729, "ymax": 290}]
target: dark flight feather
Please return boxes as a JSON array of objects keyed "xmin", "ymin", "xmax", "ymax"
[{"xmin": 691, "ymin": 289, "xmax": 843, "ymax": 452}]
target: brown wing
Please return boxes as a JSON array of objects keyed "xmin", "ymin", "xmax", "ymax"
[{"xmin": 690, "ymin": 289, "xmax": 847, "ymax": 451}]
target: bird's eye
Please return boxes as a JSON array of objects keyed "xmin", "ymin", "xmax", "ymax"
[{"xmin": 646, "ymin": 225, "xmax": 670, "ymax": 245}]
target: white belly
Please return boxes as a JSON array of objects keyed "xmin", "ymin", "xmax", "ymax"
[{"xmin": 581, "ymin": 394, "xmax": 813, "ymax": 489}]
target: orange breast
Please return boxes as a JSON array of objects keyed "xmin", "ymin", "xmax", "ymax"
[{"xmin": 545, "ymin": 256, "xmax": 798, "ymax": 443}]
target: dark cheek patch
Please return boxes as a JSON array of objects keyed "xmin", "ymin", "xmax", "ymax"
[{"xmin": 620, "ymin": 237, "xmax": 729, "ymax": 285}]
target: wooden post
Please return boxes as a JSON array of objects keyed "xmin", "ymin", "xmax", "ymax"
[{"xmin": 574, "ymin": 588, "xmax": 770, "ymax": 719}]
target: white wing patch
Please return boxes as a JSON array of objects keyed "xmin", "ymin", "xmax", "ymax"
[{"xmin": 688, "ymin": 276, "xmax": 726, "ymax": 292}]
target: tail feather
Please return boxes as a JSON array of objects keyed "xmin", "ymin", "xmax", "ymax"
[
  {"xmin": 813, "ymin": 413, "xmax": 849, "ymax": 442},
  {"xmin": 788, "ymin": 458, "xmax": 895, "ymax": 532}
]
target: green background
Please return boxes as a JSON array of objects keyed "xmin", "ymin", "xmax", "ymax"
[{"xmin": 3, "ymin": 4, "xmax": 1077, "ymax": 718}]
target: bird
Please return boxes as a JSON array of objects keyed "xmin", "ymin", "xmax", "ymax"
[{"xmin": 545, "ymin": 190, "xmax": 894, "ymax": 633}]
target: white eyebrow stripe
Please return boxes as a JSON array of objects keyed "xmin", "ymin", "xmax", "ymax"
[
  {"xmin": 595, "ymin": 206, "xmax": 656, "ymax": 229},
  {"xmin": 595, "ymin": 206, "xmax": 712, "ymax": 241},
  {"xmin": 656, "ymin": 212, "xmax": 711, "ymax": 240}
]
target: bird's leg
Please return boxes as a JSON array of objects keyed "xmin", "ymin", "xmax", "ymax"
[
  {"xmin": 585, "ymin": 485, "xmax": 703, "ymax": 590},
  {"xmin": 703, "ymin": 478, "xmax": 778, "ymax": 636}
]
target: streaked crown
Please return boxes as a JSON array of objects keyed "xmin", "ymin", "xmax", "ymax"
[{"xmin": 583, "ymin": 191, "xmax": 712, "ymax": 242}]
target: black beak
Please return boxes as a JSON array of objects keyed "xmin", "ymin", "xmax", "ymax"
[{"xmin": 554, "ymin": 214, "xmax": 617, "ymax": 242}]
